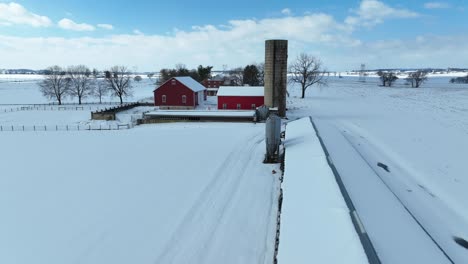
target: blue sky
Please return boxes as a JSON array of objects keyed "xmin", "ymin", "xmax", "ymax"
[{"xmin": 0, "ymin": 0, "xmax": 467, "ymax": 71}]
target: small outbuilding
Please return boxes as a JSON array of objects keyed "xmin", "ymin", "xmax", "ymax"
[
  {"xmin": 217, "ymin": 86, "xmax": 264, "ymax": 110},
  {"xmin": 154, "ymin": 77, "xmax": 206, "ymax": 110}
]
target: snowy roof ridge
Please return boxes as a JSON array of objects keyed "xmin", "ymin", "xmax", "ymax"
[
  {"xmin": 217, "ymin": 86, "xmax": 264, "ymax": 97},
  {"xmin": 154, "ymin": 76, "xmax": 206, "ymax": 92},
  {"xmin": 174, "ymin": 76, "xmax": 206, "ymax": 92}
]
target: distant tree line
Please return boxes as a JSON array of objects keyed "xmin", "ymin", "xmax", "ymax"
[
  {"xmin": 40, "ymin": 65, "xmax": 134, "ymax": 105},
  {"xmin": 158, "ymin": 64, "xmax": 213, "ymax": 84},
  {"xmin": 158, "ymin": 63, "xmax": 265, "ymax": 87},
  {"xmin": 450, "ymin": 75, "xmax": 468, "ymax": 84}
]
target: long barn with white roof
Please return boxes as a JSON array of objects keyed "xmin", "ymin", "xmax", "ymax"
[{"xmin": 217, "ymin": 86, "xmax": 264, "ymax": 110}]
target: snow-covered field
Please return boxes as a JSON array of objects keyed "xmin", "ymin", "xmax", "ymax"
[
  {"xmin": 0, "ymin": 124, "xmax": 280, "ymax": 264},
  {"xmin": 287, "ymin": 76, "xmax": 468, "ymax": 262},
  {"xmin": 3, "ymin": 74, "xmax": 468, "ymax": 263},
  {"xmin": 0, "ymin": 77, "xmax": 281, "ymax": 264}
]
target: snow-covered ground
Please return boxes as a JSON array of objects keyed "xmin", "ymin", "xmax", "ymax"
[
  {"xmin": 0, "ymin": 123, "xmax": 280, "ymax": 264},
  {"xmin": 0, "ymin": 76, "xmax": 283, "ymax": 264},
  {"xmin": 287, "ymin": 76, "xmax": 468, "ymax": 262},
  {"xmin": 3, "ymin": 74, "xmax": 468, "ymax": 263}
]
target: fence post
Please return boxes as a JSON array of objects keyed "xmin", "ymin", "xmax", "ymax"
[
  {"xmin": 34, "ymin": 125, "xmax": 35, "ymax": 131},
  {"xmin": 45, "ymin": 125, "xmax": 47, "ymax": 131},
  {"xmin": 56, "ymin": 125, "xmax": 58, "ymax": 131},
  {"xmin": 23, "ymin": 125, "xmax": 24, "ymax": 131},
  {"xmin": 66, "ymin": 125, "xmax": 68, "ymax": 131}
]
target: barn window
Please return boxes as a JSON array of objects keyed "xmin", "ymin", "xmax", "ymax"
[
  {"xmin": 237, "ymin": 104, "xmax": 241, "ymax": 109},
  {"xmin": 162, "ymin": 95, "xmax": 167, "ymax": 103},
  {"xmin": 251, "ymin": 104, "xmax": 256, "ymax": 109},
  {"xmin": 223, "ymin": 103, "xmax": 227, "ymax": 109},
  {"xmin": 171, "ymin": 79, "xmax": 176, "ymax": 85},
  {"xmin": 182, "ymin": 95, "xmax": 187, "ymax": 104}
]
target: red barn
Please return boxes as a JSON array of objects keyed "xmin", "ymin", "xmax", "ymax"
[
  {"xmin": 154, "ymin": 77, "xmax": 206, "ymax": 109},
  {"xmin": 217, "ymin": 86, "xmax": 264, "ymax": 110}
]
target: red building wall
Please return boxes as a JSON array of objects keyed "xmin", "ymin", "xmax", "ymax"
[
  {"xmin": 217, "ymin": 96, "xmax": 264, "ymax": 110},
  {"xmin": 154, "ymin": 79, "xmax": 196, "ymax": 107}
]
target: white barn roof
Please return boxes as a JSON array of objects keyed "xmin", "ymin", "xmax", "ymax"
[
  {"xmin": 217, "ymin": 86, "xmax": 264, "ymax": 97},
  {"xmin": 174, "ymin": 77, "xmax": 206, "ymax": 92},
  {"xmin": 155, "ymin": 76, "xmax": 206, "ymax": 92}
]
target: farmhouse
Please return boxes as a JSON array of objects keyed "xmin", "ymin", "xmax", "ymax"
[
  {"xmin": 154, "ymin": 77, "xmax": 206, "ymax": 110},
  {"xmin": 202, "ymin": 79, "xmax": 224, "ymax": 88},
  {"xmin": 202, "ymin": 78, "xmax": 224, "ymax": 96},
  {"xmin": 217, "ymin": 86, "xmax": 264, "ymax": 110}
]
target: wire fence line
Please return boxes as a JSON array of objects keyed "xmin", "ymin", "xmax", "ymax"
[
  {"xmin": 0, "ymin": 123, "xmax": 133, "ymax": 132},
  {"xmin": 2, "ymin": 106, "xmax": 108, "ymax": 113}
]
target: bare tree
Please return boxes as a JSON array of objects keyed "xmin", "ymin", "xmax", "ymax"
[
  {"xmin": 377, "ymin": 71, "xmax": 399, "ymax": 87},
  {"xmin": 256, "ymin": 62, "xmax": 265, "ymax": 86},
  {"xmin": 289, "ymin": 53, "xmax": 327, "ymax": 98},
  {"xmin": 105, "ymin": 66, "xmax": 133, "ymax": 104},
  {"xmin": 92, "ymin": 74, "xmax": 108, "ymax": 104},
  {"xmin": 229, "ymin": 67, "xmax": 244, "ymax": 86},
  {"xmin": 68, "ymin": 65, "xmax": 94, "ymax": 104},
  {"xmin": 406, "ymin": 71, "xmax": 428, "ymax": 88},
  {"xmin": 39, "ymin": 66, "xmax": 70, "ymax": 105}
]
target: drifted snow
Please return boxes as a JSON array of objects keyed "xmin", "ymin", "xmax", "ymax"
[
  {"xmin": 0, "ymin": 123, "xmax": 280, "ymax": 264},
  {"xmin": 288, "ymin": 76, "xmax": 468, "ymax": 263},
  {"xmin": 279, "ymin": 117, "xmax": 368, "ymax": 264}
]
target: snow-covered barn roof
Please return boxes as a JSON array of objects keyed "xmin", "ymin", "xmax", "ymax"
[
  {"xmin": 174, "ymin": 77, "xmax": 206, "ymax": 92},
  {"xmin": 217, "ymin": 86, "xmax": 264, "ymax": 97},
  {"xmin": 154, "ymin": 76, "xmax": 206, "ymax": 92}
]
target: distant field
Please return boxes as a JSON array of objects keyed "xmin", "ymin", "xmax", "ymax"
[{"xmin": 0, "ymin": 78, "xmax": 155, "ymax": 105}]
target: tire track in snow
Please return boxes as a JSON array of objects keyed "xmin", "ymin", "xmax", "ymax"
[
  {"xmin": 197, "ymin": 134, "xmax": 266, "ymax": 264},
  {"xmin": 154, "ymin": 132, "xmax": 265, "ymax": 263}
]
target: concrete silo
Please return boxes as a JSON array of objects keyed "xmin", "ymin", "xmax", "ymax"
[{"xmin": 264, "ymin": 40, "xmax": 288, "ymax": 117}]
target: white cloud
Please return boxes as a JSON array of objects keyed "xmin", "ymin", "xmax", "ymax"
[
  {"xmin": 0, "ymin": 2, "xmax": 52, "ymax": 27},
  {"xmin": 97, "ymin": 24, "xmax": 114, "ymax": 30},
  {"xmin": 281, "ymin": 8, "xmax": 292, "ymax": 16},
  {"xmin": 356, "ymin": 35, "xmax": 468, "ymax": 68},
  {"xmin": 133, "ymin": 29, "xmax": 143, "ymax": 35},
  {"xmin": 0, "ymin": 2, "xmax": 465, "ymax": 71},
  {"xmin": 0, "ymin": 13, "xmax": 359, "ymax": 70},
  {"xmin": 58, "ymin": 18, "xmax": 95, "ymax": 31},
  {"xmin": 346, "ymin": 0, "xmax": 419, "ymax": 27},
  {"xmin": 424, "ymin": 2, "xmax": 451, "ymax": 9}
]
